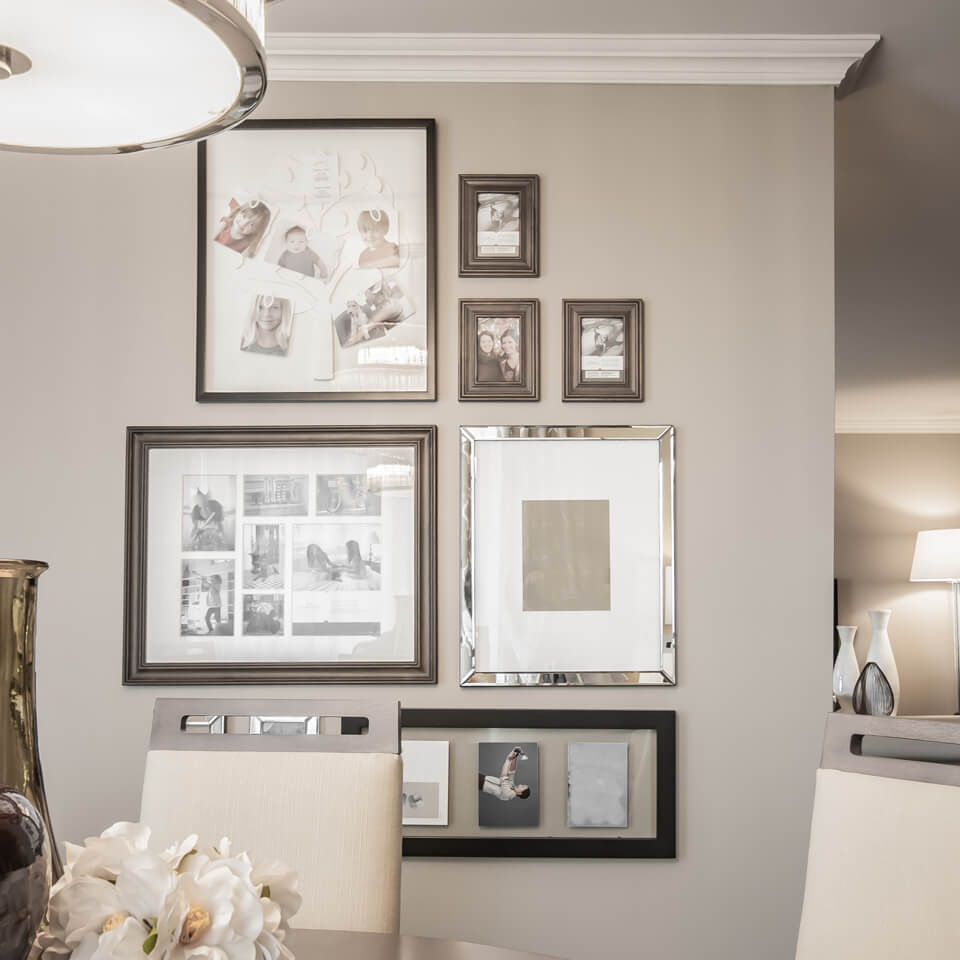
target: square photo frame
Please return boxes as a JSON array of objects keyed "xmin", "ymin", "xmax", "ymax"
[
  {"xmin": 563, "ymin": 299, "xmax": 644, "ymax": 401},
  {"xmin": 459, "ymin": 175, "xmax": 539, "ymax": 277},
  {"xmin": 459, "ymin": 299, "xmax": 539, "ymax": 401},
  {"xmin": 197, "ymin": 119, "xmax": 436, "ymax": 402},
  {"xmin": 459, "ymin": 426, "xmax": 675, "ymax": 687}
]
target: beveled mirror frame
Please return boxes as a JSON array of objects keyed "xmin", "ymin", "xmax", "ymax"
[{"xmin": 459, "ymin": 425, "xmax": 676, "ymax": 687}]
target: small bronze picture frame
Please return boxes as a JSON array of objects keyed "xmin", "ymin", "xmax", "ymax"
[
  {"xmin": 460, "ymin": 299, "xmax": 539, "ymax": 401},
  {"xmin": 459, "ymin": 175, "xmax": 539, "ymax": 277},
  {"xmin": 563, "ymin": 299, "xmax": 644, "ymax": 401}
]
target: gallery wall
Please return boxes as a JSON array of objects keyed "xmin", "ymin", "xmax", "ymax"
[
  {"xmin": 0, "ymin": 82, "xmax": 835, "ymax": 960},
  {"xmin": 836, "ymin": 433, "xmax": 960, "ymax": 716}
]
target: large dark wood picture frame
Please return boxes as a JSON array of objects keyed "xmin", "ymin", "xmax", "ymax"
[
  {"xmin": 401, "ymin": 709, "xmax": 676, "ymax": 859},
  {"xmin": 459, "ymin": 299, "xmax": 539, "ymax": 401},
  {"xmin": 197, "ymin": 118, "xmax": 437, "ymax": 402},
  {"xmin": 458, "ymin": 174, "xmax": 539, "ymax": 277},
  {"xmin": 563, "ymin": 299, "xmax": 644, "ymax": 402},
  {"xmin": 124, "ymin": 425, "xmax": 437, "ymax": 684}
]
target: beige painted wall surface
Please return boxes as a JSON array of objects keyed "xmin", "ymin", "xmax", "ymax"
[
  {"xmin": 836, "ymin": 434, "xmax": 960, "ymax": 715},
  {"xmin": 0, "ymin": 83, "xmax": 834, "ymax": 960}
]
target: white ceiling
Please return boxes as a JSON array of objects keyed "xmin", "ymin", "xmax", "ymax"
[{"xmin": 266, "ymin": 0, "xmax": 960, "ymax": 431}]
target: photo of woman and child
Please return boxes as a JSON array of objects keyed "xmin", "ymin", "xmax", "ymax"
[
  {"xmin": 334, "ymin": 277, "xmax": 413, "ymax": 348},
  {"xmin": 476, "ymin": 319, "xmax": 522, "ymax": 384},
  {"xmin": 213, "ymin": 198, "xmax": 272, "ymax": 257},
  {"xmin": 240, "ymin": 294, "xmax": 294, "ymax": 357}
]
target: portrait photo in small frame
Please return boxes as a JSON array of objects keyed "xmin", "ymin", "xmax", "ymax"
[
  {"xmin": 459, "ymin": 175, "xmax": 539, "ymax": 277},
  {"xmin": 563, "ymin": 299, "xmax": 644, "ymax": 402},
  {"xmin": 459, "ymin": 299, "xmax": 539, "ymax": 401}
]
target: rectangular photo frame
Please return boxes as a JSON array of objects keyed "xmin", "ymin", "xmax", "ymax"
[
  {"xmin": 401, "ymin": 708, "xmax": 676, "ymax": 859},
  {"xmin": 459, "ymin": 175, "xmax": 539, "ymax": 277},
  {"xmin": 124, "ymin": 425, "xmax": 437, "ymax": 684},
  {"xmin": 197, "ymin": 119, "xmax": 437, "ymax": 401},
  {"xmin": 563, "ymin": 299, "xmax": 644, "ymax": 401},
  {"xmin": 460, "ymin": 426, "xmax": 676, "ymax": 686},
  {"xmin": 459, "ymin": 299, "xmax": 539, "ymax": 401}
]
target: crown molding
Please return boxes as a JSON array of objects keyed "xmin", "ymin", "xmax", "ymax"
[
  {"xmin": 836, "ymin": 417, "xmax": 960, "ymax": 435},
  {"xmin": 265, "ymin": 33, "xmax": 880, "ymax": 88}
]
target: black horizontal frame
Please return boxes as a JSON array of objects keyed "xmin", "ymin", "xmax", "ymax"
[{"xmin": 400, "ymin": 708, "xmax": 676, "ymax": 859}]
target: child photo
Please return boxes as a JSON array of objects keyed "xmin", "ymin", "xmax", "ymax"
[
  {"xmin": 356, "ymin": 208, "xmax": 401, "ymax": 269},
  {"xmin": 240, "ymin": 294, "xmax": 294, "ymax": 357},
  {"xmin": 243, "ymin": 474, "xmax": 308, "ymax": 517},
  {"xmin": 478, "ymin": 742, "xmax": 540, "ymax": 828},
  {"xmin": 182, "ymin": 476, "xmax": 236, "ymax": 552},
  {"xmin": 213, "ymin": 197, "xmax": 272, "ymax": 258},
  {"xmin": 580, "ymin": 317, "xmax": 626, "ymax": 381},
  {"xmin": 242, "ymin": 524, "xmax": 283, "ymax": 589},
  {"xmin": 475, "ymin": 316, "xmax": 522, "ymax": 384},
  {"xmin": 291, "ymin": 523, "xmax": 382, "ymax": 592},
  {"xmin": 180, "ymin": 559, "xmax": 235, "ymax": 636},
  {"xmin": 242, "ymin": 594, "xmax": 284, "ymax": 636}
]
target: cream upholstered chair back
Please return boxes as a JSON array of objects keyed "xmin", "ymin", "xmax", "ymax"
[
  {"xmin": 140, "ymin": 698, "xmax": 402, "ymax": 934},
  {"xmin": 796, "ymin": 714, "xmax": 960, "ymax": 959}
]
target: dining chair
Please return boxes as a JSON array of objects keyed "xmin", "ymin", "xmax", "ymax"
[
  {"xmin": 795, "ymin": 714, "xmax": 960, "ymax": 958},
  {"xmin": 140, "ymin": 698, "xmax": 402, "ymax": 934}
]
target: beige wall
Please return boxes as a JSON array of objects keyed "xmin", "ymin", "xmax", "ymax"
[
  {"xmin": 836, "ymin": 434, "xmax": 960, "ymax": 715},
  {"xmin": 0, "ymin": 82, "xmax": 835, "ymax": 960}
]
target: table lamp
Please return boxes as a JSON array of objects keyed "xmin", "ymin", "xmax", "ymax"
[{"xmin": 911, "ymin": 529, "xmax": 960, "ymax": 712}]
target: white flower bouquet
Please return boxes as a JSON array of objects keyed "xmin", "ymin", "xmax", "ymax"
[{"xmin": 34, "ymin": 822, "xmax": 301, "ymax": 960}]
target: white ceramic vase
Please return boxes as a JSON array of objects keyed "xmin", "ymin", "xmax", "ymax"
[
  {"xmin": 855, "ymin": 608, "xmax": 900, "ymax": 717},
  {"xmin": 833, "ymin": 626, "xmax": 860, "ymax": 713}
]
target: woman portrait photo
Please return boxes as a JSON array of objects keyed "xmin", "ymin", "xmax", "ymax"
[
  {"xmin": 240, "ymin": 294, "xmax": 294, "ymax": 357},
  {"xmin": 213, "ymin": 198, "xmax": 272, "ymax": 258}
]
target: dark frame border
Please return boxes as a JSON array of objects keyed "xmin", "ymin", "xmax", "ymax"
[
  {"xmin": 123, "ymin": 425, "xmax": 437, "ymax": 684},
  {"xmin": 196, "ymin": 118, "xmax": 437, "ymax": 402},
  {"xmin": 459, "ymin": 299, "xmax": 540, "ymax": 401},
  {"xmin": 401, "ymin": 708, "xmax": 676, "ymax": 859},
  {"xmin": 562, "ymin": 299, "xmax": 644, "ymax": 402},
  {"xmin": 458, "ymin": 175, "xmax": 539, "ymax": 277}
]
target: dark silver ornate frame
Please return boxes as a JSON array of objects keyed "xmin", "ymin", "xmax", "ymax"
[
  {"xmin": 459, "ymin": 299, "xmax": 540, "ymax": 401},
  {"xmin": 563, "ymin": 299, "xmax": 644, "ymax": 402},
  {"xmin": 458, "ymin": 174, "xmax": 539, "ymax": 277},
  {"xmin": 401, "ymin": 708, "xmax": 677, "ymax": 859},
  {"xmin": 197, "ymin": 118, "xmax": 437, "ymax": 402},
  {"xmin": 123, "ymin": 425, "xmax": 437, "ymax": 684}
]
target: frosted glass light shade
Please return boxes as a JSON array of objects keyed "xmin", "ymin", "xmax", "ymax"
[
  {"xmin": 910, "ymin": 529, "xmax": 960, "ymax": 582},
  {"xmin": 0, "ymin": 0, "xmax": 266, "ymax": 154}
]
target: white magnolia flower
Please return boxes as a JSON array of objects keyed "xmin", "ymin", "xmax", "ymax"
[
  {"xmin": 155, "ymin": 854, "xmax": 264, "ymax": 960},
  {"xmin": 46, "ymin": 876, "xmax": 123, "ymax": 949},
  {"xmin": 250, "ymin": 862, "xmax": 301, "ymax": 934},
  {"xmin": 115, "ymin": 852, "xmax": 176, "ymax": 920},
  {"xmin": 67, "ymin": 823, "xmax": 151, "ymax": 883},
  {"xmin": 71, "ymin": 916, "xmax": 151, "ymax": 960}
]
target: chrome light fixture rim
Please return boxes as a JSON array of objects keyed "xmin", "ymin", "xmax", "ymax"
[{"xmin": 0, "ymin": 0, "xmax": 267, "ymax": 156}]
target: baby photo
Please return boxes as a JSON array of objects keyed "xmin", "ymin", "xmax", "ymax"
[
  {"xmin": 240, "ymin": 294, "xmax": 294, "ymax": 357},
  {"xmin": 212, "ymin": 197, "xmax": 272, "ymax": 258},
  {"xmin": 264, "ymin": 218, "xmax": 343, "ymax": 282}
]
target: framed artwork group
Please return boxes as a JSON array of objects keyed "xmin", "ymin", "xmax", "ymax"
[{"xmin": 123, "ymin": 118, "xmax": 678, "ymax": 861}]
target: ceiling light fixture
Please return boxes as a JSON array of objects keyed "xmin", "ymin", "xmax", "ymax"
[{"xmin": 0, "ymin": 1, "xmax": 267, "ymax": 155}]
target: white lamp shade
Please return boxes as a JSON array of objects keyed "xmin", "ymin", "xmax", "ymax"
[
  {"xmin": 0, "ymin": 0, "xmax": 266, "ymax": 154},
  {"xmin": 910, "ymin": 529, "xmax": 960, "ymax": 582}
]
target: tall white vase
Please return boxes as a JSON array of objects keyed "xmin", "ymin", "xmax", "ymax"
[
  {"xmin": 833, "ymin": 626, "xmax": 860, "ymax": 713},
  {"xmin": 854, "ymin": 609, "xmax": 900, "ymax": 717}
]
